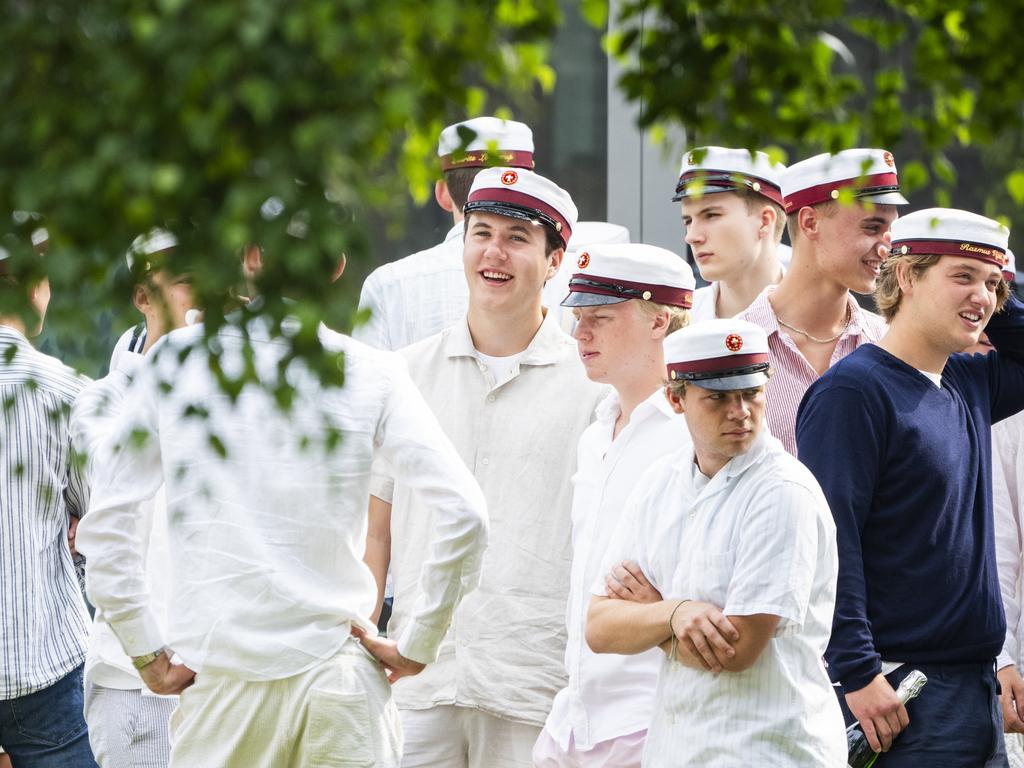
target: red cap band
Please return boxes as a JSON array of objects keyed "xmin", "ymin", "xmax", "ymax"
[
  {"xmin": 569, "ymin": 274, "xmax": 694, "ymax": 308},
  {"xmin": 676, "ymin": 170, "xmax": 784, "ymax": 207},
  {"xmin": 440, "ymin": 150, "xmax": 535, "ymax": 172},
  {"xmin": 466, "ymin": 187, "xmax": 572, "ymax": 247},
  {"xmin": 891, "ymin": 239, "xmax": 1009, "ymax": 269},
  {"xmin": 783, "ymin": 172, "xmax": 900, "ymax": 212},
  {"xmin": 667, "ymin": 352, "xmax": 769, "ymax": 378}
]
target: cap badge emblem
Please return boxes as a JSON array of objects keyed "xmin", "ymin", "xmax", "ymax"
[
  {"xmin": 642, "ymin": 290, "xmax": 652, "ymax": 300},
  {"xmin": 883, "ymin": 151, "xmax": 895, "ymax": 168},
  {"xmin": 686, "ymin": 151, "xmax": 697, "ymax": 166},
  {"xmin": 725, "ymin": 333, "xmax": 743, "ymax": 352},
  {"xmin": 751, "ymin": 181, "xmax": 761, "ymax": 192},
  {"xmin": 830, "ymin": 189, "xmax": 840, "ymax": 199},
  {"xmin": 577, "ymin": 252, "xmax": 590, "ymax": 269},
  {"xmin": 500, "ymin": 170, "xmax": 518, "ymax": 186}
]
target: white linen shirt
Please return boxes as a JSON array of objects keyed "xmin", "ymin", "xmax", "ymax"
[
  {"xmin": 71, "ymin": 349, "xmax": 174, "ymax": 692},
  {"xmin": 994, "ymin": 412, "xmax": 1024, "ymax": 672},
  {"xmin": 690, "ymin": 284, "xmax": 719, "ymax": 323},
  {"xmin": 76, "ymin": 322, "xmax": 487, "ymax": 679},
  {"xmin": 354, "ymin": 222, "xmax": 467, "ymax": 350},
  {"xmin": 593, "ymin": 432, "xmax": 846, "ymax": 767},
  {"xmin": 378, "ymin": 311, "xmax": 608, "ymax": 726},
  {"xmin": 544, "ymin": 389, "xmax": 691, "ymax": 750}
]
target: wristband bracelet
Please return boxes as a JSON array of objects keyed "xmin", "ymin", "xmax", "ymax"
[{"xmin": 667, "ymin": 599, "xmax": 690, "ymax": 664}]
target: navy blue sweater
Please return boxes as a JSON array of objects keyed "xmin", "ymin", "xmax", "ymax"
[{"xmin": 796, "ymin": 295, "xmax": 1024, "ymax": 693}]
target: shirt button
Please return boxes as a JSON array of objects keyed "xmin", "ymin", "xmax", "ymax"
[
  {"xmin": 487, "ymin": 395, "xmax": 495, "ymax": 403},
  {"xmin": 481, "ymin": 457, "xmax": 490, "ymax": 466}
]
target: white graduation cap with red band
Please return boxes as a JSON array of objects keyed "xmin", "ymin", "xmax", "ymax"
[
  {"xmin": 437, "ymin": 117, "xmax": 535, "ymax": 172},
  {"xmin": 126, "ymin": 228, "xmax": 178, "ymax": 271},
  {"xmin": 781, "ymin": 148, "xmax": 908, "ymax": 212},
  {"xmin": 664, "ymin": 319, "xmax": 770, "ymax": 390},
  {"xmin": 561, "ymin": 243, "xmax": 695, "ymax": 308},
  {"xmin": 889, "ymin": 207, "xmax": 1011, "ymax": 271},
  {"xmin": 673, "ymin": 146, "xmax": 786, "ymax": 207},
  {"xmin": 1005, "ymin": 249, "xmax": 1017, "ymax": 281},
  {"xmin": 464, "ymin": 167, "xmax": 577, "ymax": 249}
]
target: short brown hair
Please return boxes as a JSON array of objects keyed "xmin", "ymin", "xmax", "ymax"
[
  {"xmin": 786, "ymin": 200, "xmax": 839, "ymax": 243},
  {"xmin": 444, "ymin": 167, "xmax": 482, "ymax": 211},
  {"xmin": 737, "ymin": 190, "xmax": 786, "ymax": 242},
  {"xmin": 875, "ymin": 253, "xmax": 1011, "ymax": 321}
]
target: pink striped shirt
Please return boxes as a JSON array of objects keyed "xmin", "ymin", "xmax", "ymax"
[{"xmin": 738, "ymin": 286, "xmax": 887, "ymax": 456}]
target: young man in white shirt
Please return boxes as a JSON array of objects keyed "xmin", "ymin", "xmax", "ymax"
[
  {"xmin": 355, "ymin": 116, "xmax": 535, "ymax": 350},
  {"xmin": 738, "ymin": 147, "xmax": 906, "ymax": 454},
  {"xmin": 77, "ymin": 254, "xmax": 489, "ymax": 768},
  {"xmin": 71, "ymin": 230, "xmax": 197, "ymax": 768},
  {"xmin": 366, "ymin": 167, "xmax": 606, "ymax": 767},
  {"xmin": 587, "ymin": 319, "xmax": 846, "ymax": 767},
  {"xmin": 532, "ymin": 244, "xmax": 695, "ymax": 767},
  {"xmin": 673, "ymin": 147, "xmax": 787, "ymax": 321}
]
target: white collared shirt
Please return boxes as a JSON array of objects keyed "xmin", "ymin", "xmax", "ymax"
[
  {"xmin": 354, "ymin": 222, "xmax": 467, "ymax": 350},
  {"xmin": 994, "ymin": 412, "xmax": 1024, "ymax": 671},
  {"xmin": 544, "ymin": 389, "xmax": 691, "ymax": 750},
  {"xmin": 377, "ymin": 311, "xmax": 608, "ymax": 726},
  {"xmin": 690, "ymin": 283, "xmax": 720, "ymax": 322},
  {"xmin": 594, "ymin": 432, "xmax": 845, "ymax": 767},
  {"xmin": 77, "ymin": 321, "xmax": 487, "ymax": 680},
  {"xmin": 71, "ymin": 344, "xmax": 174, "ymax": 693}
]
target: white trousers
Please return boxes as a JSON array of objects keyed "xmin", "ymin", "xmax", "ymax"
[
  {"xmin": 400, "ymin": 705, "xmax": 540, "ymax": 768},
  {"xmin": 1007, "ymin": 732, "xmax": 1024, "ymax": 768},
  {"xmin": 168, "ymin": 640, "xmax": 401, "ymax": 768},
  {"xmin": 84, "ymin": 682, "xmax": 177, "ymax": 768}
]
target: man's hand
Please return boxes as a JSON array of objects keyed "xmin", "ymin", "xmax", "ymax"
[
  {"xmin": 668, "ymin": 600, "xmax": 739, "ymax": 673},
  {"xmin": 351, "ymin": 626, "xmax": 426, "ymax": 684},
  {"xmin": 605, "ymin": 561, "xmax": 663, "ymax": 603},
  {"xmin": 138, "ymin": 652, "xmax": 195, "ymax": 696},
  {"xmin": 845, "ymin": 674, "xmax": 909, "ymax": 753},
  {"xmin": 999, "ymin": 665, "xmax": 1024, "ymax": 734},
  {"xmin": 68, "ymin": 515, "xmax": 80, "ymax": 557}
]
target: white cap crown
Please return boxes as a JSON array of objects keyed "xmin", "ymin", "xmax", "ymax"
[
  {"xmin": 562, "ymin": 243, "xmax": 695, "ymax": 308},
  {"xmin": 464, "ymin": 168, "xmax": 577, "ymax": 248}
]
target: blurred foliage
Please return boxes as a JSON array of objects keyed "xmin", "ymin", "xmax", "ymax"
[
  {"xmin": 607, "ymin": 0, "xmax": 1024, "ymax": 226},
  {"xmin": 0, "ymin": 0, "xmax": 561, "ymax": 381}
]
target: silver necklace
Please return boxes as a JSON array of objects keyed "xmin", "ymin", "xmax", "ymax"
[{"xmin": 777, "ymin": 308, "xmax": 851, "ymax": 344}]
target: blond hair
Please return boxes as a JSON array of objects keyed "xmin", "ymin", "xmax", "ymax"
[
  {"xmin": 635, "ymin": 299, "xmax": 690, "ymax": 334},
  {"xmin": 737, "ymin": 189, "xmax": 786, "ymax": 242},
  {"xmin": 875, "ymin": 252, "xmax": 1010, "ymax": 322}
]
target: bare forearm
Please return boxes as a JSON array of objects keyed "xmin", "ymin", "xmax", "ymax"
[
  {"xmin": 364, "ymin": 495, "xmax": 392, "ymax": 623},
  {"xmin": 586, "ymin": 595, "xmax": 674, "ymax": 655}
]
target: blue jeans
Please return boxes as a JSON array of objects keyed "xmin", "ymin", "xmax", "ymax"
[
  {"xmin": 0, "ymin": 664, "xmax": 98, "ymax": 767},
  {"xmin": 837, "ymin": 661, "xmax": 1008, "ymax": 767}
]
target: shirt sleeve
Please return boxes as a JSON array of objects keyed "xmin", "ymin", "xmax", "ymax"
[
  {"xmin": 374, "ymin": 361, "xmax": 488, "ymax": 665},
  {"xmin": 796, "ymin": 381, "xmax": 884, "ymax": 692},
  {"xmin": 723, "ymin": 478, "xmax": 825, "ymax": 630},
  {"xmin": 75, "ymin": 358, "xmax": 166, "ymax": 657},
  {"xmin": 986, "ymin": 294, "xmax": 1024, "ymax": 423},
  {"xmin": 352, "ymin": 270, "xmax": 392, "ymax": 351},
  {"xmin": 994, "ymin": 419, "xmax": 1023, "ymax": 670}
]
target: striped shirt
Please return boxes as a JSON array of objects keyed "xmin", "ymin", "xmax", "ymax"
[
  {"xmin": 0, "ymin": 325, "xmax": 90, "ymax": 699},
  {"xmin": 738, "ymin": 286, "xmax": 886, "ymax": 455}
]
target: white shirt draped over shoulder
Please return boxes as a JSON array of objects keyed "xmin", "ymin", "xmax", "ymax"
[
  {"xmin": 995, "ymin": 412, "xmax": 1024, "ymax": 672},
  {"xmin": 354, "ymin": 222, "xmax": 467, "ymax": 350},
  {"xmin": 77, "ymin": 321, "xmax": 487, "ymax": 680}
]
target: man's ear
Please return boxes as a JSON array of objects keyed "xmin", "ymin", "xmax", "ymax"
[
  {"xmin": 796, "ymin": 206, "xmax": 821, "ymax": 241},
  {"xmin": 649, "ymin": 310, "xmax": 671, "ymax": 340},
  {"xmin": 758, "ymin": 205, "xmax": 777, "ymax": 240},
  {"xmin": 242, "ymin": 245, "xmax": 263, "ymax": 279},
  {"xmin": 547, "ymin": 247, "xmax": 564, "ymax": 279},
  {"xmin": 132, "ymin": 284, "xmax": 150, "ymax": 314},
  {"xmin": 664, "ymin": 385, "xmax": 685, "ymax": 414},
  {"xmin": 332, "ymin": 254, "xmax": 347, "ymax": 283},
  {"xmin": 895, "ymin": 259, "xmax": 916, "ymax": 299},
  {"xmin": 435, "ymin": 180, "xmax": 456, "ymax": 214}
]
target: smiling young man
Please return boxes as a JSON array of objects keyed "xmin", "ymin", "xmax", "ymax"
[
  {"xmin": 673, "ymin": 147, "xmax": 787, "ymax": 321},
  {"xmin": 367, "ymin": 167, "xmax": 606, "ymax": 768},
  {"xmin": 797, "ymin": 209, "xmax": 1024, "ymax": 766},
  {"xmin": 532, "ymin": 244, "xmax": 695, "ymax": 767},
  {"xmin": 585, "ymin": 319, "xmax": 846, "ymax": 767},
  {"xmin": 739, "ymin": 148, "xmax": 907, "ymax": 454}
]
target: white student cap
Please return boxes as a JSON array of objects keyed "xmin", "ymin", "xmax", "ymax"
[
  {"xmin": 673, "ymin": 146, "xmax": 786, "ymax": 207},
  {"xmin": 664, "ymin": 318, "xmax": 770, "ymax": 391},
  {"xmin": 889, "ymin": 208, "xmax": 1010, "ymax": 271},
  {"xmin": 561, "ymin": 243, "xmax": 695, "ymax": 308},
  {"xmin": 437, "ymin": 117, "xmax": 535, "ymax": 172},
  {"xmin": 463, "ymin": 167, "xmax": 577, "ymax": 249},
  {"xmin": 781, "ymin": 148, "xmax": 908, "ymax": 213},
  {"xmin": 125, "ymin": 228, "xmax": 178, "ymax": 272}
]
